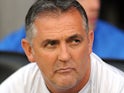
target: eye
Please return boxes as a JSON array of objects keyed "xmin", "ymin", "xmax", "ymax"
[
  {"xmin": 71, "ymin": 39, "xmax": 81, "ymax": 45},
  {"xmin": 44, "ymin": 41, "xmax": 58, "ymax": 48},
  {"xmin": 67, "ymin": 34, "xmax": 83, "ymax": 47}
]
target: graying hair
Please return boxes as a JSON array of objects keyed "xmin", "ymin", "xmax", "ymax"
[{"xmin": 25, "ymin": 0, "xmax": 89, "ymax": 42}]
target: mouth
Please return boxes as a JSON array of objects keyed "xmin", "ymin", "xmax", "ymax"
[{"xmin": 55, "ymin": 67, "xmax": 74, "ymax": 73}]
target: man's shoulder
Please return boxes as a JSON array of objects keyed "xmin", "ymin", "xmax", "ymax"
[
  {"xmin": 0, "ymin": 63, "xmax": 49, "ymax": 93},
  {"xmin": 95, "ymin": 20, "xmax": 124, "ymax": 34},
  {"xmin": 90, "ymin": 53, "xmax": 124, "ymax": 92},
  {"xmin": 93, "ymin": 20, "xmax": 124, "ymax": 59},
  {"xmin": 91, "ymin": 53, "xmax": 124, "ymax": 78}
]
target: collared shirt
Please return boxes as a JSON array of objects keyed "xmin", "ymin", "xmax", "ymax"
[{"xmin": 0, "ymin": 53, "xmax": 124, "ymax": 93}]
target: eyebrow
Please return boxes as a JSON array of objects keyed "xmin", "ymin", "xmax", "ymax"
[
  {"xmin": 66, "ymin": 34, "xmax": 84, "ymax": 42},
  {"xmin": 41, "ymin": 39, "xmax": 59, "ymax": 46},
  {"xmin": 41, "ymin": 34, "xmax": 84, "ymax": 46}
]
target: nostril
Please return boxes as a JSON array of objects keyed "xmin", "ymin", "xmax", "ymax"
[
  {"xmin": 58, "ymin": 52, "xmax": 71, "ymax": 62},
  {"xmin": 58, "ymin": 47, "xmax": 71, "ymax": 62}
]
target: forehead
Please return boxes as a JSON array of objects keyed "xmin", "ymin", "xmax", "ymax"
[{"xmin": 33, "ymin": 8, "xmax": 86, "ymax": 39}]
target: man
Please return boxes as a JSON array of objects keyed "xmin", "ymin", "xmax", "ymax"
[
  {"xmin": 0, "ymin": 0, "xmax": 124, "ymax": 60},
  {"xmin": 0, "ymin": 0, "xmax": 124, "ymax": 93}
]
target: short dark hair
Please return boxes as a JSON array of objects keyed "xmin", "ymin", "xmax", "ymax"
[{"xmin": 25, "ymin": 0, "xmax": 89, "ymax": 42}]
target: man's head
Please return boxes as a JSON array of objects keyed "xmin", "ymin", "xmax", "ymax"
[
  {"xmin": 78, "ymin": 0, "xmax": 100, "ymax": 30},
  {"xmin": 22, "ymin": 0, "xmax": 94, "ymax": 92},
  {"xmin": 25, "ymin": 0, "xmax": 89, "ymax": 42}
]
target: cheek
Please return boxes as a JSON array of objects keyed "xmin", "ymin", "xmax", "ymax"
[
  {"xmin": 72, "ymin": 47, "xmax": 90, "ymax": 78},
  {"xmin": 76, "ymin": 50, "xmax": 89, "ymax": 66},
  {"xmin": 34, "ymin": 51, "xmax": 58, "ymax": 77},
  {"xmin": 74, "ymin": 43, "xmax": 89, "ymax": 59},
  {"xmin": 72, "ymin": 44, "xmax": 90, "ymax": 67}
]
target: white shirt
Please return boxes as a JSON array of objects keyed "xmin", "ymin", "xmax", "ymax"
[{"xmin": 0, "ymin": 53, "xmax": 124, "ymax": 93}]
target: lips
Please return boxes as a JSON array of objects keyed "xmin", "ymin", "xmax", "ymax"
[{"xmin": 55, "ymin": 67, "xmax": 74, "ymax": 73}]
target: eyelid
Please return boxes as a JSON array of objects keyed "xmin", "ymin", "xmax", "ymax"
[
  {"xmin": 67, "ymin": 35, "xmax": 84, "ymax": 43},
  {"xmin": 43, "ymin": 40, "xmax": 59, "ymax": 47},
  {"xmin": 71, "ymin": 38, "xmax": 81, "ymax": 44}
]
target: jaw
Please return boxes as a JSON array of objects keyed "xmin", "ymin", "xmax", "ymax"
[{"xmin": 44, "ymin": 61, "xmax": 91, "ymax": 93}]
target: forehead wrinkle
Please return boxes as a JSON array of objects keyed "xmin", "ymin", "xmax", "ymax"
[
  {"xmin": 33, "ymin": 8, "xmax": 86, "ymax": 42},
  {"xmin": 34, "ymin": 8, "xmax": 84, "ymax": 32},
  {"xmin": 34, "ymin": 17, "xmax": 81, "ymax": 35}
]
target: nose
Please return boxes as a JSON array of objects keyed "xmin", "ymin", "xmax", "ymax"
[{"xmin": 58, "ymin": 44, "xmax": 71, "ymax": 62}]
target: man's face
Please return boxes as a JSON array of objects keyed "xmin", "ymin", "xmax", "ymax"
[
  {"xmin": 23, "ymin": 9, "xmax": 93, "ymax": 91},
  {"xmin": 78, "ymin": 0, "xmax": 100, "ymax": 30}
]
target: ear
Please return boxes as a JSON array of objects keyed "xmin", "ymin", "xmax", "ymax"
[
  {"xmin": 21, "ymin": 39, "xmax": 35, "ymax": 62},
  {"xmin": 88, "ymin": 30, "xmax": 94, "ymax": 54}
]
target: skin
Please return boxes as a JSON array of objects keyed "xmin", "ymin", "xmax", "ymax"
[
  {"xmin": 22, "ymin": 8, "xmax": 94, "ymax": 93},
  {"xmin": 78, "ymin": 0, "xmax": 100, "ymax": 30}
]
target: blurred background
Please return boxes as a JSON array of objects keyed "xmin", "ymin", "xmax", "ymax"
[
  {"xmin": 0, "ymin": 0, "xmax": 34, "ymax": 39},
  {"xmin": 0, "ymin": 0, "xmax": 124, "ymax": 39},
  {"xmin": 99, "ymin": 0, "xmax": 124, "ymax": 30}
]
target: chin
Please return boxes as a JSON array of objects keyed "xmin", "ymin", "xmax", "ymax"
[{"xmin": 54, "ymin": 77, "xmax": 77, "ymax": 90}]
